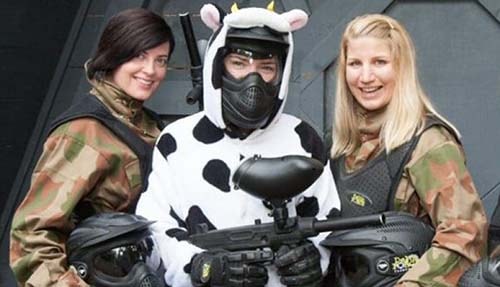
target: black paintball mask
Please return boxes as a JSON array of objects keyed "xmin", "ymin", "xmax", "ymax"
[
  {"xmin": 458, "ymin": 209, "xmax": 500, "ymax": 287},
  {"xmin": 458, "ymin": 256, "xmax": 500, "ymax": 287},
  {"xmin": 321, "ymin": 212, "xmax": 435, "ymax": 287},
  {"xmin": 218, "ymin": 26, "xmax": 288, "ymax": 135},
  {"xmin": 67, "ymin": 212, "xmax": 165, "ymax": 287}
]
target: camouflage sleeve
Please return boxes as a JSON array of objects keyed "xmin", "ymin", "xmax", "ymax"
[
  {"xmin": 10, "ymin": 123, "xmax": 107, "ymax": 287},
  {"xmin": 396, "ymin": 127, "xmax": 488, "ymax": 287}
]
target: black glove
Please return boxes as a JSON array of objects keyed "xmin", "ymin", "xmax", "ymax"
[
  {"xmin": 190, "ymin": 249, "xmax": 270, "ymax": 287},
  {"xmin": 274, "ymin": 242, "xmax": 322, "ymax": 287}
]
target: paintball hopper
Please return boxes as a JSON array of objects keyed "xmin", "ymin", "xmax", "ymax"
[{"xmin": 232, "ymin": 155, "xmax": 324, "ymax": 200}]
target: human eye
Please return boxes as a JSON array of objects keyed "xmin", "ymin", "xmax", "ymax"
[
  {"xmin": 347, "ymin": 60, "xmax": 361, "ymax": 67},
  {"xmin": 155, "ymin": 57, "xmax": 168, "ymax": 68},
  {"xmin": 261, "ymin": 64, "xmax": 276, "ymax": 74},
  {"xmin": 230, "ymin": 58, "xmax": 247, "ymax": 69},
  {"xmin": 374, "ymin": 58, "xmax": 388, "ymax": 66},
  {"xmin": 133, "ymin": 52, "xmax": 147, "ymax": 61}
]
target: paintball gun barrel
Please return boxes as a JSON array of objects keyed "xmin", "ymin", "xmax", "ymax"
[
  {"xmin": 179, "ymin": 12, "xmax": 203, "ymax": 110},
  {"xmin": 189, "ymin": 212, "xmax": 385, "ymax": 252}
]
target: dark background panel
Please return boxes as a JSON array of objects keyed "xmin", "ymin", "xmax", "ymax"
[
  {"xmin": 0, "ymin": 0, "xmax": 81, "ymax": 214},
  {"xmin": 0, "ymin": 1, "xmax": 82, "ymax": 284}
]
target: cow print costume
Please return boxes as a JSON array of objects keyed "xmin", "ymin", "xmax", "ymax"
[{"xmin": 136, "ymin": 3, "xmax": 340, "ymax": 286}]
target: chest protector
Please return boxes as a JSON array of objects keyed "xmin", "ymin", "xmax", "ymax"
[
  {"xmin": 49, "ymin": 94, "xmax": 164, "ymax": 217},
  {"xmin": 331, "ymin": 116, "xmax": 458, "ymax": 217}
]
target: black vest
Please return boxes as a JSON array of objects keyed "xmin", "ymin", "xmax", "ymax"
[
  {"xmin": 49, "ymin": 94, "xmax": 164, "ymax": 216},
  {"xmin": 331, "ymin": 116, "xmax": 459, "ymax": 217}
]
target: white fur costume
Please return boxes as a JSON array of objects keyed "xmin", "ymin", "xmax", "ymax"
[{"xmin": 136, "ymin": 4, "xmax": 340, "ymax": 286}]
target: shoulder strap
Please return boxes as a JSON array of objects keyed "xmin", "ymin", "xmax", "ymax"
[
  {"xmin": 144, "ymin": 106, "xmax": 166, "ymax": 130},
  {"xmin": 386, "ymin": 115, "xmax": 459, "ymax": 210},
  {"xmin": 50, "ymin": 94, "xmax": 160, "ymax": 215}
]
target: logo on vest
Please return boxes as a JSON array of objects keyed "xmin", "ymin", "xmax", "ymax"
[
  {"xmin": 351, "ymin": 193, "xmax": 365, "ymax": 206},
  {"xmin": 391, "ymin": 254, "xmax": 419, "ymax": 273},
  {"xmin": 348, "ymin": 192, "xmax": 371, "ymax": 207}
]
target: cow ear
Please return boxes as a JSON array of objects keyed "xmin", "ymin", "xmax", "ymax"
[
  {"xmin": 281, "ymin": 9, "xmax": 308, "ymax": 31},
  {"xmin": 200, "ymin": 3, "xmax": 226, "ymax": 31}
]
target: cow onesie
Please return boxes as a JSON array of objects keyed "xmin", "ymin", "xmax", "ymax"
[{"xmin": 136, "ymin": 3, "xmax": 340, "ymax": 286}]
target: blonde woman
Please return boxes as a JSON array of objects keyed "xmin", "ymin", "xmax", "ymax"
[{"xmin": 325, "ymin": 14, "xmax": 487, "ymax": 286}]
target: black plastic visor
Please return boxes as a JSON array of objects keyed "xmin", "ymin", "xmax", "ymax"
[
  {"xmin": 338, "ymin": 253, "xmax": 370, "ymax": 285},
  {"xmin": 93, "ymin": 235, "xmax": 161, "ymax": 277},
  {"xmin": 227, "ymin": 47, "xmax": 276, "ymax": 60}
]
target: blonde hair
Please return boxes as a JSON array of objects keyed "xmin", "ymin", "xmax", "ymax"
[{"xmin": 331, "ymin": 14, "xmax": 458, "ymax": 157}]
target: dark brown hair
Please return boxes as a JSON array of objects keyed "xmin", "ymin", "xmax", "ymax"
[{"xmin": 87, "ymin": 8, "xmax": 175, "ymax": 80}]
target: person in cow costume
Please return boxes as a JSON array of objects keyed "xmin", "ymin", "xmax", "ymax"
[{"xmin": 135, "ymin": 2, "xmax": 340, "ymax": 286}]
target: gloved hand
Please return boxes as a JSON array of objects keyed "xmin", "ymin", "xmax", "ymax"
[
  {"xmin": 190, "ymin": 249, "xmax": 270, "ymax": 287},
  {"xmin": 274, "ymin": 241, "xmax": 322, "ymax": 287}
]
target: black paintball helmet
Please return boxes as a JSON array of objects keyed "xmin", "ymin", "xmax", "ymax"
[
  {"xmin": 215, "ymin": 25, "xmax": 289, "ymax": 82},
  {"xmin": 458, "ymin": 207, "xmax": 500, "ymax": 287},
  {"xmin": 225, "ymin": 26, "xmax": 288, "ymax": 59},
  {"xmin": 67, "ymin": 212, "xmax": 165, "ymax": 287},
  {"xmin": 321, "ymin": 211, "xmax": 435, "ymax": 287},
  {"xmin": 458, "ymin": 256, "xmax": 500, "ymax": 287}
]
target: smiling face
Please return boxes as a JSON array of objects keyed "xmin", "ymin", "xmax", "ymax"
[
  {"xmin": 110, "ymin": 42, "xmax": 170, "ymax": 101},
  {"xmin": 345, "ymin": 36, "xmax": 396, "ymax": 111}
]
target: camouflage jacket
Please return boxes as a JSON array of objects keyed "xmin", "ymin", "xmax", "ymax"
[
  {"xmin": 345, "ymin": 113, "xmax": 487, "ymax": 287},
  {"xmin": 9, "ymin": 81, "xmax": 160, "ymax": 287}
]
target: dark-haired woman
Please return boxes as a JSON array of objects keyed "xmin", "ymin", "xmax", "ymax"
[{"xmin": 10, "ymin": 8, "xmax": 174, "ymax": 286}]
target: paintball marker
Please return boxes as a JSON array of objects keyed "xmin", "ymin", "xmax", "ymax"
[
  {"xmin": 189, "ymin": 155, "xmax": 385, "ymax": 256},
  {"xmin": 179, "ymin": 12, "xmax": 204, "ymax": 110}
]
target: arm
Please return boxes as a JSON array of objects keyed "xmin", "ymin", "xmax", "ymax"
[
  {"xmin": 136, "ymin": 142, "xmax": 202, "ymax": 287},
  {"xmin": 9, "ymin": 127, "xmax": 104, "ymax": 287},
  {"xmin": 396, "ymin": 128, "xmax": 488, "ymax": 287}
]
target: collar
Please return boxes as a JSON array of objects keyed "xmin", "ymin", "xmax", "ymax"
[
  {"xmin": 356, "ymin": 105, "xmax": 387, "ymax": 142},
  {"xmin": 345, "ymin": 106, "xmax": 388, "ymax": 171},
  {"xmin": 88, "ymin": 79, "xmax": 158, "ymax": 139},
  {"xmin": 89, "ymin": 80, "xmax": 143, "ymax": 125}
]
